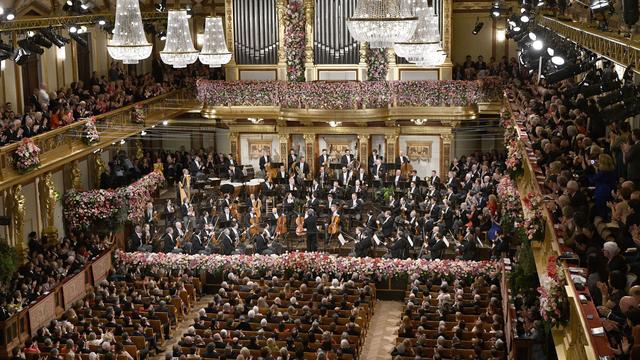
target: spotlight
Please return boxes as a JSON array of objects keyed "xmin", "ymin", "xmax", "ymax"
[
  {"xmin": 0, "ymin": 41, "xmax": 13, "ymax": 54},
  {"xmin": 547, "ymin": 47, "xmax": 555, "ymax": 56},
  {"xmin": 186, "ymin": 7, "xmax": 193, "ymax": 18},
  {"xmin": 532, "ymin": 40, "xmax": 544, "ymax": 50},
  {"xmin": 13, "ymin": 48, "xmax": 31, "ymax": 65},
  {"xmin": 162, "ymin": 120, "xmax": 169, "ymax": 126},
  {"xmin": 0, "ymin": 7, "xmax": 4, "ymax": 15},
  {"xmin": 18, "ymin": 38, "xmax": 44, "ymax": 55},
  {"xmin": 77, "ymin": 25, "xmax": 88, "ymax": 34},
  {"xmin": 120, "ymin": 139, "xmax": 126, "ymax": 145},
  {"xmin": 536, "ymin": 0, "xmax": 545, "ymax": 6},
  {"xmin": 551, "ymin": 55, "xmax": 565, "ymax": 66},
  {"xmin": 157, "ymin": 31, "xmax": 167, "ymax": 41},
  {"xmin": 513, "ymin": 26, "xmax": 522, "ymax": 32},
  {"xmin": 4, "ymin": 10, "xmax": 15, "ymax": 20},
  {"xmin": 69, "ymin": 25, "xmax": 78, "ymax": 33},
  {"xmin": 141, "ymin": 130, "xmax": 147, "ymax": 136},
  {"xmin": 590, "ymin": 0, "xmax": 610, "ymax": 9},
  {"xmin": 40, "ymin": 28, "xmax": 70, "ymax": 48},
  {"xmin": 66, "ymin": 0, "xmax": 73, "ymax": 5},
  {"xmin": 70, "ymin": 33, "xmax": 88, "ymax": 47},
  {"xmin": 521, "ymin": 13, "xmax": 530, "ymax": 22},
  {"xmin": 80, "ymin": 2, "xmax": 89, "ymax": 10},
  {"xmin": 32, "ymin": 34, "xmax": 53, "ymax": 49},
  {"xmin": 472, "ymin": 20, "xmax": 484, "ymax": 35},
  {"xmin": 528, "ymin": 32, "xmax": 537, "ymax": 40},
  {"xmin": 97, "ymin": 17, "xmax": 106, "ymax": 26},
  {"xmin": 155, "ymin": 0, "xmax": 166, "ymax": 12}
]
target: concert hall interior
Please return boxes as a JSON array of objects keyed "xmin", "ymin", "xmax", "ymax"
[{"xmin": 1, "ymin": 0, "xmax": 640, "ymax": 360}]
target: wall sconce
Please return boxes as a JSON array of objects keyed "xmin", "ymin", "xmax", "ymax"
[
  {"xmin": 57, "ymin": 46, "xmax": 66, "ymax": 61},
  {"xmin": 0, "ymin": 60, "xmax": 5, "ymax": 71},
  {"xmin": 248, "ymin": 117, "xmax": 263, "ymax": 124},
  {"xmin": 411, "ymin": 118, "xmax": 428, "ymax": 125},
  {"xmin": 329, "ymin": 121, "xmax": 341, "ymax": 127}
]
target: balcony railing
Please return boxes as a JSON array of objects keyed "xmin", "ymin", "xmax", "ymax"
[
  {"xmin": 537, "ymin": 16, "xmax": 640, "ymax": 71},
  {"xmin": 504, "ymin": 94, "xmax": 614, "ymax": 360},
  {"xmin": 0, "ymin": 90, "xmax": 195, "ymax": 189}
]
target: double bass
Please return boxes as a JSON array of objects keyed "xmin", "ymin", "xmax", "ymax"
[
  {"xmin": 295, "ymin": 213, "xmax": 306, "ymax": 236},
  {"xmin": 401, "ymin": 161, "xmax": 413, "ymax": 177}
]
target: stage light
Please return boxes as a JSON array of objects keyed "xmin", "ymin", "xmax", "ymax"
[
  {"xmin": 590, "ymin": 0, "xmax": 610, "ymax": 9},
  {"xmin": 162, "ymin": 120, "xmax": 169, "ymax": 126},
  {"xmin": 13, "ymin": 48, "xmax": 31, "ymax": 65},
  {"xmin": 155, "ymin": 0, "xmax": 166, "ymax": 12},
  {"xmin": 120, "ymin": 139, "xmax": 126, "ymax": 145},
  {"xmin": 551, "ymin": 55, "xmax": 565, "ymax": 65},
  {"xmin": 528, "ymin": 32, "xmax": 537, "ymax": 40},
  {"xmin": 547, "ymin": 47, "xmax": 554, "ymax": 56},
  {"xmin": 0, "ymin": 7, "xmax": 4, "ymax": 15},
  {"xmin": 66, "ymin": 0, "xmax": 73, "ymax": 5},
  {"xmin": 69, "ymin": 25, "xmax": 78, "ymax": 33},
  {"xmin": 97, "ymin": 18, "xmax": 106, "ymax": 26},
  {"xmin": 157, "ymin": 31, "xmax": 167, "ymax": 41},
  {"xmin": 141, "ymin": 130, "xmax": 147, "ymax": 136},
  {"xmin": 532, "ymin": 39, "xmax": 544, "ymax": 50},
  {"xmin": 80, "ymin": 2, "xmax": 89, "ymax": 10},
  {"xmin": 536, "ymin": 0, "xmax": 545, "ymax": 6},
  {"xmin": 70, "ymin": 33, "xmax": 88, "ymax": 47},
  {"xmin": 513, "ymin": 26, "xmax": 522, "ymax": 32},
  {"xmin": 521, "ymin": 13, "xmax": 530, "ymax": 22},
  {"xmin": 18, "ymin": 39, "xmax": 44, "ymax": 55},
  {"xmin": 472, "ymin": 20, "xmax": 484, "ymax": 35},
  {"xmin": 40, "ymin": 28, "xmax": 70, "ymax": 48},
  {"xmin": 5, "ymin": 10, "xmax": 15, "ymax": 20},
  {"xmin": 186, "ymin": 7, "xmax": 193, "ymax": 18}
]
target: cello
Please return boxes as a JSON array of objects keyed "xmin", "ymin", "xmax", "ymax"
[
  {"xmin": 328, "ymin": 214, "xmax": 340, "ymax": 235},
  {"xmin": 276, "ymin": 214, "xmax": 287, "ymax": 237}
]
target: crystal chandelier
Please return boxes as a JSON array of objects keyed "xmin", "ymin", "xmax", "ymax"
[
  {"xmin": 394, "ymin": 0, "xmax": 446, "ymax": 67},
  {"xmin": 160, "ymin": 10, "xmax": 199, "ymax": 68},
  {"xmin": 347, "ymin": 0, "xmax": 418, "ymax": 49},
  {"xmin": 107, "ymin": 0, "xmax": 152, "ymax": 64},
  {"xmin": 198, "ymin": 17, "xmax": 232, "ymax": 68}
]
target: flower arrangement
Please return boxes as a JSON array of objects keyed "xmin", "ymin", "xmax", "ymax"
[
  {"xmin": 522, "ymin": 192, "xmax": 546, "ymax": 241},
  {"xmin": 82, "ymin": 117, "xmax": 100, "ymax": 145},
  {"xmin": 197, "ymin": 79, "xmax": 503, "ymax": 109},
  {"xmin": 283, "ymin": 0, "xmax": 306, "ymax": 82},
  {"xmin": 505, "ymin": 139, "xmax": 524, "ymax": 180},
  {"xmin": 538, "ymin": 256, "xmax": 568, "ymax": 327},
  {"xmin": 64, "ymin": 171, "xmax": 165, "ymax": 230},
  {"xmin": 12, "ymin": 138, "xmax": 41, "ymax": 174},
  {"xmin": 132, "ymin": 104, "xmax": 146, "ymax": 124},
  {"xmin": 115, "ymin": 250, "xmax": 497, "ymax": 282},
  {"xmin": 366, "ymin": 47, "xmax": 388, "ymax": 81}
]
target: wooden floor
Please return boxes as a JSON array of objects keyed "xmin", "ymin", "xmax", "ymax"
[{"xmin": 360, "ymin": 301, "xmax": 405, "ymax": 360}]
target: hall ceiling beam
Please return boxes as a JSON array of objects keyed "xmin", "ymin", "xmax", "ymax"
[{"xmin": 0, "ymin": 11, "xmax": 167, "ymax": 32}]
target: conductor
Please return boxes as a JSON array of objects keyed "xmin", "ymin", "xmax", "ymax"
[{"xmin": 303, "ymin": 209, "xmax": 318, "ymax": 252}]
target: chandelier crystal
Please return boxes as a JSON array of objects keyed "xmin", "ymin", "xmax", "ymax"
[
  {"xmin": 347, "ymin": 0, "xmax": 418, "ymax": 49},
  {"xmin": 107, "ymin": 0, "xmax": 152, "ymax": 64},
  {"xmin": 393, "ymin": 0, "xmax": 446, "ymax": 67},
  {"xmin": 198, "ymin": 17, "xmax": 232, "ymax": 68},
  {"xmin": 160, "ymin": 10, "xmax": 199, "ymax": 68}
]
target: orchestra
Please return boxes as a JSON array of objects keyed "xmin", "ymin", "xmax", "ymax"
[{"xmin": 130, "ymin": 146, "xmax": 500, "ymax": 262}]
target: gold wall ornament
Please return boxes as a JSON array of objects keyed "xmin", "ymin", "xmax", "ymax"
[
  {"xmin": 229, "ymin": 132, "xmax": 239, "ymax": 161},
  {"xmin": 95, "ymin": 154, "xmax": 106, "ymax": 187},
  {"xmin": 40, "ymin": 173, "xmax": 58, "ymax": 244},
  {"xmin": 303, "ymin": 0, "xmax": 315, "ymax": 79},
  {"xmin": 12, "ymin": 184, "xmax": 26, "ymax": 263},
  {"xmin": 71, "ymin": 161, "xmax": 82, "ymax": 190},
  {"xmin": 385, "ymin": 135, "xmax": 399, "ymax": 164},
  {"xmin": 357, "ymin": 134, "xmax": 370, "ymax": 170},
  {"xmin": 276, "ymin": 0, "xmax": 287, "ymax": 65},
  {"xmin": 136, "ymin": 140, "xmax": 144, "ymax": 160}
]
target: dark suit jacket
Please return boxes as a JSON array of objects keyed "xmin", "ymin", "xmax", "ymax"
[
  {"xmin": 130, "ymin": 233, "xmax": 143, "ymax": 251},
  {"xmin": 163, "ymin": 234, "xmax": 175, "ymax": 253},
  {"xmin": 390, "ymin": 237, "xmax": 409, "ymax": 259},
  {"xmin": 381, "ymin": 217, "xmax": 394, "ymax": 237},
  {"xmin": 219, "ymin": 234, "xmax": 234, "ymax": 255},
  {"xmin": 258, "ymin": 155, "xmax": 271, "ymax": 170},
  {"xmin": 341, "ymin": 154, "xmax": 353, "ymax": 166},
  {"xmin": 304, "ymin": 215, "xmax": 318, "ymax": 234},
  {"xmin": 354, "ymin": 235, "xmax": 372, "ymax": 257}
]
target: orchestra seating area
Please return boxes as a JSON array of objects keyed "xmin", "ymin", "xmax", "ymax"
[{"xmin": 175, "ymin": 274, "xmax": 375, "ymax": 359}]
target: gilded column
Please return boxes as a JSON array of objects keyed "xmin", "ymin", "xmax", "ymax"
[
  {"xmin": 440, "ymin": 0, "xmax": 453, "ymax": 80},
  {"xmin": 303, "ymin": 134, "xmax": 315, "ymax": 175},
  {"xmin": 224, "ymin": 0, "xmax": 238, "ymax": 80},
  {"xmin": 440, "ymin": 133, "xmax": 452, "ymax": 178},
  {"xmin": 279, "ymin": 134, "xmax": 290, "ymax": 171},
  {"xmin": 229, "ymin": 131, "xmax": 239, "ymax": 163},
  {"xmin": 277, "ymin": 0, "xmax": 287, "ymax": 80},
  {"xmin": 385, "ymin": 135, "xmax": 398, "ymax": 168},
  {"xmin": 303, "ymin": 0, "xmax": 315, "ymax": 81},
  {"xmin": 357, "ymin": 134, "xmax": 370, "ymax": 171},
  {"xmin": 358, "ymin": 42, "xmax": 369, "ymax": 81},
  {"xmin": 39, "ymin": 172, "xmax": 58, "ymax": 243},
  {"xmin": 12, "ymin": 185, "xmax": 26, "ymax": 263}
]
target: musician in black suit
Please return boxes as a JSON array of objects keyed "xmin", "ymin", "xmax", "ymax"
[
  {"xmin": 365, "ymin": 211, "xmax": 377, "ymax": 231},
  {"xmin": 144, "ymin": 202, "xmax": 154, "ymax": 225},
  {"xmin": 389, "ymin": 230, "xmax": 410, "ymax": 259},
  {"xmin": 228, "ymin": 165, "xmax": 244, "ymax": 182},
  {"xmin": 380, "ymin": 210, "xmax": 394, "ymax": 237},
  {"xmin": 306, "ymin": 192, "xmax": 320, "ymax": 214},
  {"xmin": 408, "ymin": 181, "xmax": 420, "ymax": 200},
  {"xmin": 191, "ymin": 229, "xmax": 205, "ymax": 254},
  {"xmin": 339, "ymin": 167, "xmax": 351, "ymax": 187},
  {"xmin": 355, "ymin": 168, "xmax": 367, "ymax": 184},
  {"xmin": 276, "ymin": 165, "xmax": 288, "ymax": 179},
  {"xmin": 429, "ymin": 233, "xmax": 447, "ymax": 259},
  {"xmin": 130, "ymin": 225, "xmax": 144, "ymax": 251},
  {"xmin": 190, "ymin": 156, "xmax": 204, "ymax": 176},
  {"xmin": 458, "ymin": 228, "xmax": 477, "ymax": 261},
  {"xmin": 429, "ymin": 170, "xmax": 441, "ymax": 188},
  {"xmin": 395, "ymin": 151, "xmax": 410, "ymax": 167},
  {"xmin": 318, "ymin": 149, "xmax": 329, "ymax": 170},
  {"xmin": 317, "ymin": 167, "xmax": 329, "ymax": 186},
  {"xmin": 218, "ymin": 229, "xmax": 234, "ymax": 255},
  {"xmin": 258, "ymin": 150, "xmax": 271, "ymax": 172},
  {"xmin": 297, "ymin": 157, "xmax": 310, "ymax": 176},
  {"xmin": 442, "ymin": 200, "xmax": 454, "ymax": 230},
  {"xmin": 254, "ymin": 230, "xmax": 270, "ymax": 255},
  {"xmin": 303, "ymin": 209, "xmax": 318, "ymax": 252},
  {"xmin": 348, "ymin": 193, "xmax": 363, "ymax": 221},
  {"xmin": 162, "ymin": 227, "xmax": 176, "ymax": 253},
  {"xmin": 392, "ymin": 169, "xmax": 405, "ymax": 188},
  {"xmin": 409, "ymin": 170, "xmax": 420, "ymax": 183},
  {"xmin": 369, "ymin": 149, "xmax": 382, "ymax": 170},
  {"xmin": 288, "ymin": 150, "xmax": 298, "ymax": 168},
  {"xmin": 341, "ymin": 149, "xmax": 353, "ymax": 166},
  {"xmin": 372, "ymin": 158, "xmax": 385, "ymax": 185},
  {"xmin": 353, "ymin": 227, "xmax": 372, "ymax": 258}
]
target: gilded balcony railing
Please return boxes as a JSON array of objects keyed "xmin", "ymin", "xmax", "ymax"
[
  {"xmin": 0, "ymin": 90, "xmax": 196, "ymax": 190},
  {"xmin": 504, "ymin": 94, "xmax": 613, "ymax": 360},
  {"xmin": 537, "ymin": 16, "xmax": 640, "ymax": 71}
]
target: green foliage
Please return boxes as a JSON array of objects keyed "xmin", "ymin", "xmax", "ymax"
[
  {"xmin": 0, "ymin": 242, "xmax": 19, "ymax": 285},
  {"xmin": 509, "ymin": 240, "xmax": 539, "ymax": 302}
]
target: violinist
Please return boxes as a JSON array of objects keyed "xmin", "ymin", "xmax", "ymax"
[
  {"xmin": 228, "ymin": 221, "xmax": 241, "ymax": 244},
  {"xmin": 285, "ymin": 177, "xmax": 298, "ymax": 193},
  {"xmin": 277, "ymin": 165, "xmax": 287, "ymax": 179},
  {"xmin": 353, "ymin": 180, "xmax": 364, "ymax": 199},
  {"xmin": 254, "ymin": 229, "xmax": 270, "ymax": 255},
  {"xmin": 388, "ymin": 229, "xmax": 410, "ymax": 259},
  {"xmin": 218, "ymin": 228, "xmax": 234, "ymax": 255},
  {"xmin": 165, "ymin": 199, "xmax": 176, "ymax": 226},
  {"xmin": 162, "ymin": 227, "xmax": 176, "ymax": 253},
  {"xmin": 306, "ymin": 192, "xmax": 320, "ymax": 214},
  {"xmin": 405, "ymin": 210, "xmax": 420, "ymax": 232},
  {"xmin": 174, "ymin": 221, "xmax": 186, "ymax": 239},
  {"xmin": 325, "ymin": 194, "xmax": 336, "ymax": 215},
  {"xmin": 317, "ymin": 166, "xmax": 328, "ymax": 187},
  {"xmin": 221, "ymin": 206, "xmax": 235, "ymax": 224},
  {"xmin": 328, "ymin": 181, "xmax": 343, "ymax": 200},
  {"xmin": 353, "ymin": 227, "xmax": 372, "ymax": 258},
  {"xmin": 310, "ymin": 179, "xmax": 323, "ymax": 197},
  {"xmin": 199, "ymin": 209, "xmax": 214, "ymax": 227},
  {"xmin": 303, "ymin": 208, "xmax": 318, "ymax": 252},
  {"xmin": 399, "ymin": 197, "xmax": 412, "ymax": 215},
  {"xmin": 408, "ymin": 181, "xmax": 420, "ymax": 200}
]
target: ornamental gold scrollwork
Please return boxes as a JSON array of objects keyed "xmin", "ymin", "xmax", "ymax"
[
  {"xmin": 12, "ymin": 184, "xmax": 25, "ymax": 258},
  {"xmin": 71, "ymin": 162, "xmax": 81, "ymax": 190}
]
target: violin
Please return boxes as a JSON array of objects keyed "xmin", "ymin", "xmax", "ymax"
[
  {"xmin": 276, "ymin": 215, "xmax": 287, "ymax": 236},
  {"xmin": 328, "ymin": 214, "xmax": 340, "ymax": 235},
  {"xmin": 295, "ymin": 214, "xmax": 306, "ymax": 236}
]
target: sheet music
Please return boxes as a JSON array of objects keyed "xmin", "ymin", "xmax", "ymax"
[
  {"xmin": 407, "ymin": 236, "xmax": 414, "ymax": 247},
  {"xmin": 338, "ymin": 234, "xmax": 346, "ymax": 246},
  {"xmin": 373, "ymin": 234, "xmax": 381, "ymax": 245},
  {"xmin": 443, "ymin": 236, "xmax": 450, "ymax": 248}
]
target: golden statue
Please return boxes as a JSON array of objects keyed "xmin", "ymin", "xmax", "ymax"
[
  {"xmin": 71, "ymin": 162, "xmax": 81, "ymax": 190},
  {"xmin": 136, "ymin": 140, "xmax": 144, "ymax": 160},
  {"xmin": 41, "ymin": 173, "xmax": 59, "ymax": 243},
  {"xmin": 13, "ymin": 184, "xmax": 25, "ymax": 262},
  {"xmin": 95, "ymin": 155, "xmax": 106, "ymax": 185}
]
